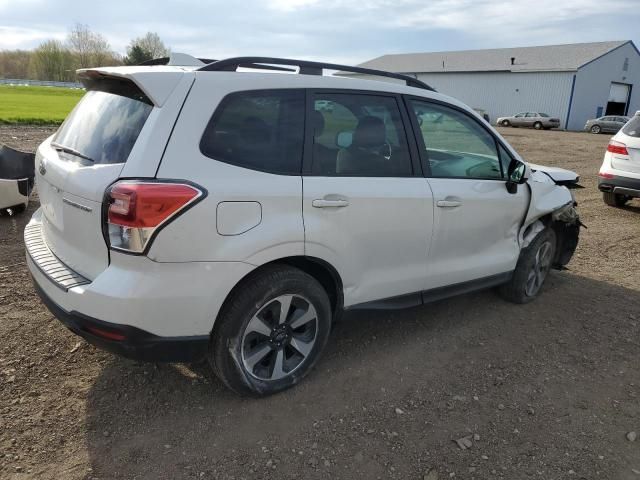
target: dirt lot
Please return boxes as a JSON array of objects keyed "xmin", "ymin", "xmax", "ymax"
[{"xmin": 1, "ymin": 125, "xmax": 639, "ymax": 480}]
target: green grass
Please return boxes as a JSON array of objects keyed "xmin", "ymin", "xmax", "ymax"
[{"xmin": 0, "ymin": 85, "xmax": 84, "ymax": 125}]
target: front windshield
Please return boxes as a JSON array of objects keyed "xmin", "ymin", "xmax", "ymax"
[{"xmin": 539, "ymin": 113, "xmax": 550, "ymax": 117}]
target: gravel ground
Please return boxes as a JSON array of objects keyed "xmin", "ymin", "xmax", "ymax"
[{"xmin": 1, "ymin": 125, "xmax": 639, "ymax": 480}]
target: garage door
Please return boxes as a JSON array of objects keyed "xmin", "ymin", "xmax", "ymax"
[{"xmin": 609, "ymin": 83, "xmax": 630, "ymax": 103}]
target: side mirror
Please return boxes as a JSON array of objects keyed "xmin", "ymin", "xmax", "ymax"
[
  {"xmin": 506, "ymin": 159, "xmax": 529, "ymax": 194},
  {"xmin": 336, "ymin": 131, "xmax": 353, "ymax": 149}
]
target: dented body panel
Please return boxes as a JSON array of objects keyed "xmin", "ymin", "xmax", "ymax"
[{"xmin": 520, "ymin": 166, "xmax": 582, "ymax": 269}]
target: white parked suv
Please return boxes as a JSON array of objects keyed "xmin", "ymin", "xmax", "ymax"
[
  {"xmin": 26, "ymin": 55, "xmax": 582, "ymax": 396},
  {"xmin": 598, "ymin": 111, "xmax": 640, "ymax": 207}
]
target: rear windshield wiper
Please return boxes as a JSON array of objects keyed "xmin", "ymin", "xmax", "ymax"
[{"xmin": 51, "ymin": 142, "xmax": 95, "ymax": 163}]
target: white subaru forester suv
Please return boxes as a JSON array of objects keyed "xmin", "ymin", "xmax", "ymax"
[{"xmin": 26, "ymin": 54, "xmax": 582, "ymax": 396}]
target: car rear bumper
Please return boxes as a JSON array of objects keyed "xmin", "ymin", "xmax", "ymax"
[
  {"xmin": 32, "ymin": 280, "xmax": 209, "ymax": 362},
  {"xmin": 25, "ymin": 210, "xmax": 256, "ymax": 361},
  {"xmin": 598, "ymin": 174, "xmax": 640, "ymax": 197}
]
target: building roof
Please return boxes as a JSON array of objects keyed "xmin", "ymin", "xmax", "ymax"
[{"xmin": 351, "ymin": 41, "xmax": 634, "ymax": 74}]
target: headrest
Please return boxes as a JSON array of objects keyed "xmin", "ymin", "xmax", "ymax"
[{"xmin": 352, "ymin": 116, "xmax": 385, "ymax": 149}]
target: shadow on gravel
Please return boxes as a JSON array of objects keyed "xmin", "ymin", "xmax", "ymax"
[{"xmin": 82, "ymin": 272, "xmax": 640, "ymax": 479}]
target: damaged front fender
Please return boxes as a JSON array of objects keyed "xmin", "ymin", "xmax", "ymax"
[{"xmin": 520, "ymin": 169, "xmax": 583, "ymax": 269}]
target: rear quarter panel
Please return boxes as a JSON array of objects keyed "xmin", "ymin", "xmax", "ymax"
[{"xmin": 150, "ymin": 73, "xmax": 304, "ymax": 264}]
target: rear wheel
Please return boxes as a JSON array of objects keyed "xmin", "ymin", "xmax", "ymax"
[
  {"xmin": 603, "ymin": 192, "xmax": 629, "ymax": 207},
  {"xmin": 501, "ymin": 120, "xmax": 511, "ymax": 127},
  {"xmin": 533, "ymin": 121, "xmax": 543, "ymax": 130},
  {"xmin": 209, "ymin": 265, "xmax": 332, "ymax": 396},
  {"xmin": 590, "ymin": 125, "xmax": 602, "ymax": 134},
  {"xmin": 499, "ymin": 228, "xmax": 556, "ymax": 304}
]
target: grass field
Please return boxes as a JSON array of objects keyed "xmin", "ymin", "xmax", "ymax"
[{"xmin": 0, "ymin": 84, "xmax": 84, "ymax": 125}]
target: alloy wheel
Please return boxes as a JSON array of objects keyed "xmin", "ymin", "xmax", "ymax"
[
  {"xmin": 241, "ymin": 294, "xmax": 318, "ymax": 381},
  {"xmin": 525, "ymin": 240, "xmax": 553, "ymax": 297}
]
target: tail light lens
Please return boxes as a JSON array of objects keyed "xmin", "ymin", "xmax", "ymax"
[
  {"xmin": 607, "ymin": 140, "xmax": 629, "ymax": 156},
  {"xmin": 106, "ymin": 181, "xmax": 203, "ymax": 254}
]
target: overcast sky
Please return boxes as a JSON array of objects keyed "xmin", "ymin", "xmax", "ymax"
[{"xmin": 1, "ymin": 0, "xmax": 639, "ymax": 64}]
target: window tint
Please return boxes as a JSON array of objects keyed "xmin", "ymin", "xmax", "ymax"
[
  {"xmin": 538, "ymin": 113, "xmax": 550, "ymax": 117},
  {"xmin": 311, "ymin": 93, "xmax": 412, "ymax": 177},
  {"xmin": 622, "ymin": 115, "xmax": 640, "ymax": 138},
  {"xmin": 200, "ymin": 90, "xmax": 304, "ymax": 174},
  {"xmin": 409, "ymin": 100, "xmax": 502, "ymax": 180},
  {"xmin": 54, "ymin": 89, "xmax": 152, "ymax": 165},
  {"xmin": 525, "ymin": 112, "xmax": 537, "ymax": 118},
  {"xmin": 514, "ymin": 113, "xmax": 525, "ymax": 118}
]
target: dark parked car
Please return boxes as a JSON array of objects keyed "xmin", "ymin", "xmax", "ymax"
[{"xmin": 585, "ymin": 115, "xmax": 630, "ymax": 134}]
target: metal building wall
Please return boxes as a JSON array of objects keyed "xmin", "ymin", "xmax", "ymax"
[
  {"xmin": 414, "ymin": 71, "xmax": 574, "ymax": 126},
  {"xmin": 569, "ymin": 42, "xmax": 640, "ymax": 131}
]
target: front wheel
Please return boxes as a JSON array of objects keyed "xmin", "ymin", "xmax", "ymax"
[
  {"xmin": 499, "ymin": 228, "xmax": 557, "ymax": 304},
  {"xmin": 590, "ymin": 125, "xmax": 602, "ymax": 134},
  {"xmin": 501, "ymin": 120, "xmax": 511, "ymax": 127},
  {"xmin": 533, "ymin": 121, "xmax": 543, "ymax": 130},
  {"xmin": 603, "ymin": 192, "xmax": 629, "ymax": 207},
  {"xmin": 209, "ymin": 265, "xmax": 332, "ymax": 396}
]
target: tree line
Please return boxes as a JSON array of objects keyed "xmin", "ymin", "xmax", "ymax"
[{"xmin": 0, "ymin": 24, "xmax": 170, "ymax": 82}]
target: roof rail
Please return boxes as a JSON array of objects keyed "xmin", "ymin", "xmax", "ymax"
[{"xmin": 198, "ymin": 56, "xmax": 436, "ymax": 91}]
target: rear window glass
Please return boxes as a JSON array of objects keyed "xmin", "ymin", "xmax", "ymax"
[
  {"xmin": 53, "ymin": 85, "xmax": 152, "ymax": 165},
  {"xmin": 622, "ymin": 116, "xmax": 640, "ymax": 137},
  {"xmin": 200, "ymin": 90, "xmax": 304, "ymax": 175}
]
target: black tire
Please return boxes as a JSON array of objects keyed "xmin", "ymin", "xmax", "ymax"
[
  {"xmin": 603, "ymin": 192, "xmax": 628, "ymax": 207},
  {"xmin": 501, "ymin": 120, "xmax": 511, "ymax": 127},
  {"xmin": 533, "ymin": 121, "xmax": 543, "ymax": 130},
  {"xmin": 209, "ymin": 265, "xmax": 332, "ymax": 396},
  {"xmin": 499, "ymin": 228, "xmax": 557, "ymax": 304},
  {"xmin": 590, "ymin": 125, "xmax": 602, "ymax": 134}
]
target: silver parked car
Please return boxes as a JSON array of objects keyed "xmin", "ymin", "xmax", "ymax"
[
  {"xmin": 584, "ymin": 115, "xmax": 630, "ymax": 134},
  {"xmin": 497, "ymin": 112, "xmax": 561, "ymax": 130}
]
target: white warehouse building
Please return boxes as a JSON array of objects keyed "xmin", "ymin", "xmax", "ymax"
[{"xmin": 348, "ymin": 41, "xmax": 640, "ymax": 131}]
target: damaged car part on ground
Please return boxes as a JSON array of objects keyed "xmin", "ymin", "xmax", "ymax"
[
  {"xmin": 0, "ymin": 144, "xmax": 35, "ymax": 215},
  {"xmin": 25, "ymin": 53, "xmax": 583, "ymax": 396}
]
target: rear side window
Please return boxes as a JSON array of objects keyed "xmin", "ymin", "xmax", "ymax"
[
  {"xmin": 200, "ymin": 90, "xmax": 305, "ymax": 174},
  {"xmin": 311, "ymin": 93, "xmax": 412, "ymax": 177},
  {"xmin": 54, "ymin": 82, "xmax": 152, "ymax": 165},
  {"xmin": 622, "ymin": 116, "xmax": 640, "ymax": 137}
]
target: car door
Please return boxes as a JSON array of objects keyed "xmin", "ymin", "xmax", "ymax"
[
  {"xmin": 524, "ymin": 112, "xmax": 538, "ymax": 127},
  {"xmin": 614, "ymin": 117, "xmax": 627, "ymax": 132},
  {"xmin": 302, "ymin": 91, "xmax": 434, "ymax": 308},
  {"xmin": 405, "ymin": 97, "xmax": 530, "ymax": 290},
  {"xmin": 512, "ymin": 113, "xmax": 525, "ymax": 126}
]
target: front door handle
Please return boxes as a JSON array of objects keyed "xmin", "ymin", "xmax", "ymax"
[
  {"xmin": 436, "ymin": 199, "xmax": 462, "ymax": 208},
  {"xmin": 312, "ymin": 199, "xmax": 349, "ymax": 208}
]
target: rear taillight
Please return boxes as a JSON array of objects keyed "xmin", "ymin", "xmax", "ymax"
[
  {"xmin": 105, "ymin": 181, "xmax": 203, "ymax": 254},
  {"xmin": 598, "ymin": 171, "xmax": 614, "ymax": 179},
  {"xmin": 607, "ymin": 140, "xmax": 629, "ymax": 156}
]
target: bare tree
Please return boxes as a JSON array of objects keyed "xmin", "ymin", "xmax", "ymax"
[
  {"xmin": 0, "ymin": 50, "xmax": 33, "ymax": 79},
  {"xmin": 125, "ymin": 32, "xmax": 170, "ymax": 64},
  {"xmin": 33, "ymin": 40, "xmax": 74, "ymax": 81},
  {"xmin": 67, "ymin": 23, "xmax": 114, "ymax": 69}
]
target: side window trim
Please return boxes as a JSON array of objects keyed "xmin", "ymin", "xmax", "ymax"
[
  {"xmin": 199, "ymin": 88, "xmax": 306, "ymax": 175},
  {"xmin": 403, "ymin": 94, "xmax": 512, "ymax": 180},
  {"xmin": 302, "ymin": 88, "xmax": 420, "ymax": 177}
]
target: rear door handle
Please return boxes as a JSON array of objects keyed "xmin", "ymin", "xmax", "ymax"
[
  {"xmin": 312, "ymin": 199, "xmax": 349, "ymax": 208},
  {"xmin": 436, "ymin": 199, "xmax": 462, "ymax": 208}
]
